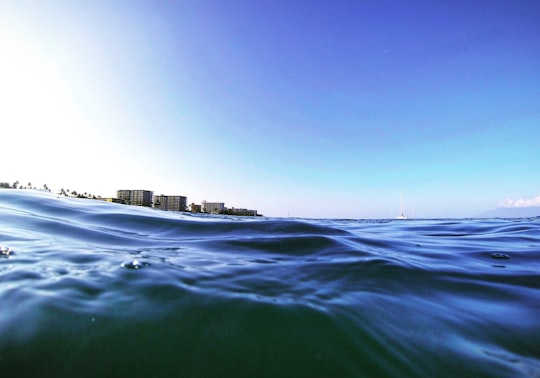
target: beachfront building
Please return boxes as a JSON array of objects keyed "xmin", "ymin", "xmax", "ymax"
[
  {"xmin": 154, "ymin": 195, "xmax": 187, "ymax": 212},
  {"xmin": 116, "ymin": 190, "xmax": 131, "ymax": 203},
  {"xmin": 116, "ymin": 190, "xmax": 153, "ymax": 207},
  {"xmin": 201, "ymin": 201, "xmax": 225, "ymax": 214},
  {"xmin": 226, "ymin": 207, "xmax": 258, "ymax": 216},
  {"xmin": 190, "ymin": 203, "xmax": 202, "ymax": 213}
]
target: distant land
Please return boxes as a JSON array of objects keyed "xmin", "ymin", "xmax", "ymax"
[{"xmin": 478, "ymin": 207, "xmax": 540, "ymax": 218}]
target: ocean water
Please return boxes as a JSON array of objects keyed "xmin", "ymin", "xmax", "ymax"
[{"xmin": 0, "ymin": 190, "xmax": 539, "ymax": 377}]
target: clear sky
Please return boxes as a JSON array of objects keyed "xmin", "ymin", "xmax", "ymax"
[{"xmin": 2, "ymin": 0, "xmax": 539, "ymax": 218}]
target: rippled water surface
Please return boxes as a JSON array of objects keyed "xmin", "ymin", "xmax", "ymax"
[{"xmin": 1, "ymin": 190, "xmax": 539, "ymax": 377}]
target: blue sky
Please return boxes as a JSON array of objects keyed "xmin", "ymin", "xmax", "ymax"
[{"xmin": 2, "ymin": 0, "xmax": 539, "ymax": 218}]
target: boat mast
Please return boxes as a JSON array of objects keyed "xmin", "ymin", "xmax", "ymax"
[{"xmin": 396, "ymin": 192, "xmax": 407, "ymax": 219}]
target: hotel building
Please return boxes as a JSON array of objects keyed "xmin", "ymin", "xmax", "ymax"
[
  {"xmin": 116, "ymin": 190, "xmax": 153, "ymax": 207},
  {"xmin": 154, "ymin": 195, "xmax": 187, "ymax": 212},
  {"xmin": 201, "ymin": 201, "xmax": 225, "ymax": 214}
]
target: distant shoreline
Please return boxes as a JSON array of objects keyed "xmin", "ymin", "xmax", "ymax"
[{"xmin": 0, "ymin": 183, "xmax": 263, "ymax": 217}]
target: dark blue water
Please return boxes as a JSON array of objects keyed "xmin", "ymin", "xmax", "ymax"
[{"xmin": 1, "ymin": 190, "xmax": 539, "ymax": 377}]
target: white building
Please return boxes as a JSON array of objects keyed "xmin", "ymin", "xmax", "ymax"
[{"xmin": 201, "ymin": 201, "xmax": 225, "ymax": 214}]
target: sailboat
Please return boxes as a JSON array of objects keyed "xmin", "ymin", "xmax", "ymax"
[{"xmin": 396, "ymin": 193, "xmax": 407, "ymax": 219}]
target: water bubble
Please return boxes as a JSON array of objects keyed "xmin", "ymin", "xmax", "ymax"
[
  {"xmin": 0, "ymin": 246, "xmax": 13, "ymax": 257},
  {"xmin": 121, "ymin": 259, "xmax": 150, "ymax": 270}
]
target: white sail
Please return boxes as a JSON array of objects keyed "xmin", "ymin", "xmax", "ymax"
[{"xmin": 396, "ymin": 193, "xmax": 407, "ymax": 219}]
